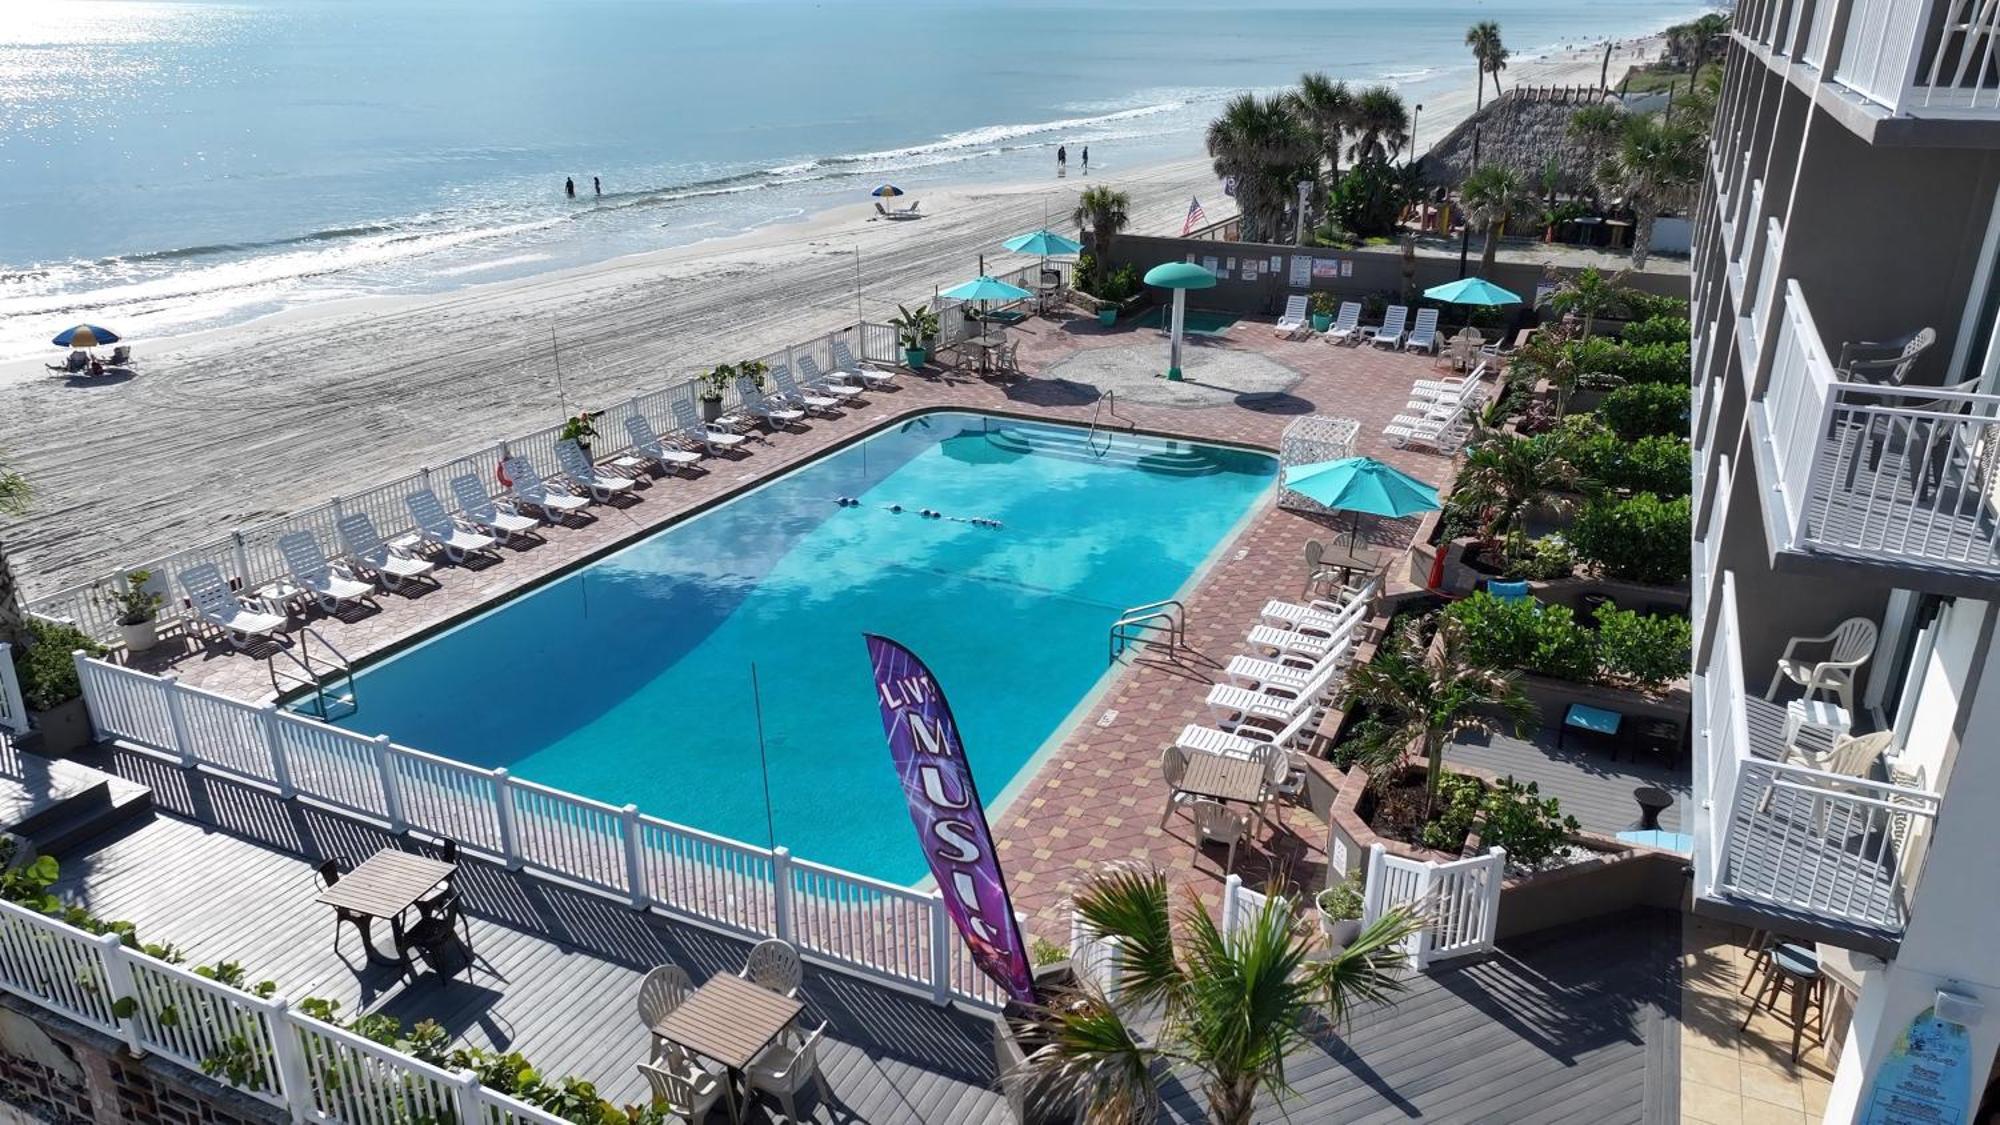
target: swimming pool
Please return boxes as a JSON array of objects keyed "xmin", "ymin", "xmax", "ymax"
[{"xmin": 331, "ymin": 412, "xmax": 1275, "ymax": 882}]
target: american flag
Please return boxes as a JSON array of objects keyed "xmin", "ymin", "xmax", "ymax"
[{"xmin": 1181, "ymin": 196, "xmax": 1207, "ymax": 236}]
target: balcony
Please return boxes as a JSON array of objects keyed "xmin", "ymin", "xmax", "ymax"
[
  {"xmin": 1752, "ymin": 281, "xmax": 2000, "ymax": 585},
  {"xmin": 1829, "ymin": 0, "xmax": 2000, "ymax": 119},
  {"xmin": 1693, "ymin": 571, "xmax": 1939, "ymax": 953}
]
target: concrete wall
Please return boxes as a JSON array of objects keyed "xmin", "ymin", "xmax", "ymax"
[{"xmin": 0, "ymin": 995, "xmax": 278, "ymax": 1125}]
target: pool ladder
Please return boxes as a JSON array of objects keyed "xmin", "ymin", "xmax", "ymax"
[
  {"xmin": 268, "ymin": 626, "xmax": 357, "ymax": 721},
  {"xmin": 1109, "ymin": 599, "xmax": 1187, "ymax": 663},
  {"xmin": 1086, "ymin": 390, "xmax": 1133, "ymax": 457}
]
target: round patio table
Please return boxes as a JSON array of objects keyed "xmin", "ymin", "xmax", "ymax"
[{"xmin": 1633, "ymin": 786, "xmax": 1674, "ymax": 830}]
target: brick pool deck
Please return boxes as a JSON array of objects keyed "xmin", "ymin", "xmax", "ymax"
[{"xmin": 118, "ymin": 310, "xmax": 1476, "ymax": 939}]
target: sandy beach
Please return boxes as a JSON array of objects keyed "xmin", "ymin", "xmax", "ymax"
[{"xmin": 0, "ymin": 37, "xmax": 1662, "ymax": 597}]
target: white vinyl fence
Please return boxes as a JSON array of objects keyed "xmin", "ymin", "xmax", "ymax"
[
  {"xmin": 0, "ymin": 643, "xmax": 25, "ymax": 736},
  {"xmin": 1359, "ymin": 844, "xmax": 1505, "ymax": 969},
  {"xmin": 71, "ymin": 656, "xmax": 1008, "ymax": 1011}
]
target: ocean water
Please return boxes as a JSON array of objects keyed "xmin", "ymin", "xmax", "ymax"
[
  {"xmin": 324, "ymin": 413, "xmax": 1277, "ymax": 882},
  {"xmin": 0, "ymin": 0, "xmax": 1702, "ymax": 359}
]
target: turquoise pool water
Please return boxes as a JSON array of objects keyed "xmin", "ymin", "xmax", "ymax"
[{"xmin": 331, "ymin": 412, "xmax": 1274, "ymax": 882}]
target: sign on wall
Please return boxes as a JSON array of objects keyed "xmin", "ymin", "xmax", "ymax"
[
  {"xmin": 1312, "ymin": 258, "xmax": 1341, "ymax": 279},
  {"xmin": 1859, "ymin": 1006, "xmax": 1973, "ymax": 1125}
]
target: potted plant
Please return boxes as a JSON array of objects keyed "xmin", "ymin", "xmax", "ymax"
[
  {"xmin": 1315, "ymin": 879, "xmax": 1365, "ymax": 946},
  {"xmin": 1309, "ymin": 291, "xmax": 1338, "ymax": 333},
  {"xmin": 101, "ymin": 569, "xmax": 165, "ymax": 654},
  {"xmin": 15, "ymin": 617, "xmax": 107, "ymax": 756},
  {"xmin": 890, "ymin": 304, "xmax": 938, "ymax": 369},
  {"xmin": 698, "ymin": 364, "xmax": 735, "ymax": 422},
  {"xmin": 557, "ymin": 410, "xmax": 599, "ymax": 455},
  {"xmin": 1096, "ymin": 302, "xmax": 1118, "ymax": 328}
]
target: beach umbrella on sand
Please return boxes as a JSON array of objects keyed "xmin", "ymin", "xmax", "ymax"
[
  {"xmin": 52, "ymin": 324, "xmax": 119, "ymax": 349},
  {"xmin": 1142, "ymin": 260, "xmax": 1216, "ymax": 381},
  {"xmin": 1282, "ymin": 456, "xmax": 1440, "ymax": 545},
  {"xmin": 1422, "ymin": 276, "xmax": 1522, "ymax": 307},
  {"xmin": 870, "ymin": 184, "xmax": 906, "ymax": 198}
]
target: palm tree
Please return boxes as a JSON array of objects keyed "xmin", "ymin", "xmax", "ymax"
[
  {"xmin": 1684, "ymin": 13, "xmax": 1730, "ymax": 76},
  {"xmin": 1206, "ymin": 94, "xmax": 1316, "ymax": 242},
  {"xmin": 1465, "ymin": 22, "xmax": 1510, "ymax": 110},
  {"xmin": 0, "ymin": 455, "xmax": 29, "ymax": 648},
  {"xmin": 1072, "ymin": 185, "xmax": 1132, "ymax": 271},
  {"xmin": 1289, "ymin": 72, "xmax": 1355, "ymax": 181},
  {"xmin": 1544, "ymin": 266, "xmax": 1628, "ymax": 339},
  {"xmin": 1341, "ymin": 618, "xmax": 1535, "ymax": 815},
  {"xmin": 1455, "ymin": 431, "xmax": 1580, "ymax": 540},
  {"xmin": 1458, "ymin": 164, "xmax": 1527, "ymax": 274},
  {"xmin": 1347, "ymin": 86, "xmax": 1410, "ymax": 164},
  {"xmin": 1599, "ymin": 114, "xmax": 1704, "ymax": 269},
  {"xmin": 1020, "ymin": 866, "xmax": 1420, "ymax": 1125}
]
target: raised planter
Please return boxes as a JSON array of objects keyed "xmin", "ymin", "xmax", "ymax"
[{"xmin": 29, "ymin": 698, "xmax": 93, "ymax": 757}]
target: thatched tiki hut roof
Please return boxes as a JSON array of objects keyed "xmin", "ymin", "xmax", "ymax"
[{"xmin": 1418, "ymin": 87, "xmax": 1622, "ymax": 195}]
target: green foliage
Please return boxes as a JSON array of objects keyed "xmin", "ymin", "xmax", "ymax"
[
  {"xmin": 1619, "ymin": 315, "xmax": 1692, "ymax": 348},
  {"xmin": 1315, "ymin": 880, "xmax": 1364, "ymax": 921},
  {"xmin": 1419, "ymin": 773, "xmax": 1483, "ymax": 852},
  {"xmin": 1074, "ymin": 253, "xmax": 1140, "ymax": 302},
  {"xmin": 1598, "ymin": 382, "xmax": 1690, "ymax": 441},
  {"xmin": 1478, "ymin": 778, "xmax": 1580, "ymax": 869},
  {"xmin": 100, "ymin": 570, "xmax": 165, "ymax": 627},
  {"xmin": 1569, "ymin": 492, "xmax": 1692, "ymax": 584},
  {"xmin": 889, "ymin": 304, "xmax": 940, "ymax": 352},
  {"xmin": 1030, "ymin": 937, "xmax": 1068, "ymax": 967},
  {"xmin": 1503, "ymin": 533, "xmax": 1576, "ymax": 580},
  {"xmin": 1330, "ymin": 157, "xmax": 1418, "ymax": 240},
  {"xmin": 1563, "ymin": 336, "xmax": 1690, "ymax": 386},
  {"xmin": 1454, "ymin": 432, "xmax": 1579, "ymax": 539},
  {"xmin": 1595, "ymin": 605, "xmax": 1693, "ymax": 689},
  {"xmin": 14, "ymin": 617, "xmax": 107, "ymax": 711},
  {"xmin": 1620, "ymin": 290, "xmax": 1692, "ymax": 322},
  {"xmin": 557, "ymin": 411, "xmax": 599, "ymax": 444},
  {"xmin": 1309, "ymin": 290, "xmax": 1340, "ymax": 316},
  {"xmin": 1447, "ymin": 592, "xmax": 1597, "ymax": 683},
  {"xmin": 1555, "ymin": 419, "xmax": 1691, "ymax": 497}
]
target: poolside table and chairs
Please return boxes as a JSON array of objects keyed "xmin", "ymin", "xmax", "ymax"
[
  {"xmin": 313, "ymin": 848, "xmax": 462, "ymax": 974},
  {"xmin": 639, "ymin": 939, "xmax": 827, "ymax": 1123}
]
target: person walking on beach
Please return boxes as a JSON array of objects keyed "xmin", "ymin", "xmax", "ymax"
[
  {"xmin": 1081, "ymin": 146, "xmax": 1089, "ymax": 175},
  {"xmin": 565, "ymin": 176, "xmax": 576, "ymax": 199},
  {"xmin": 593, "ymin": 176, "xmax": 601, "ymax": 197},
  {"xmin": 1057, "ymin": 145, "xmax": 1067, "ymax": 176}
]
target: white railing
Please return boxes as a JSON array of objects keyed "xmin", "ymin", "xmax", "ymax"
[
  {"xmin": 0, "ymin": 643, "xmax": 26, "ymax": 735},
  {"xmin": 1359, "ymin": 844, "xmax": 1504, "ymax": 969},
  {"xmin": 1804, "ymin": 0, "xmax": 1841, "ymax": 67},
  {"xmin": 860, "ymin": 322, "xmax": 900, "ymax": 364},
  {"xmin": 1068, "ymin": 909, "xmax": 1123, "ymax": 1002},
  {"xmin": 1727, "ymin": 760, "xmax": 1939, "ymax": 928},
  {"xmin": 1750, "ymin": 218, "xmax": 1785, "ymax": 345},
  {"xmin": 1821, "ymin": 0, "xmax": 2000, "ymax": 116},
  {"xmin": 1835, "ymin": 0, "xmax": 1929, "ymax": 109},
  {"xmin": 71, "ymin": 655, "xmax": 1007, "ymax": 1011},
  {"xmin": 1698, "ymin": 571, "xmax": 1753, "ymax": 887}
]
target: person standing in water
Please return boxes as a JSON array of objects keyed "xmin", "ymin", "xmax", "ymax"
[
  {"xmin": 1057, "ymin": 145, "xmax": 1067, "ymax": 176},
  {"xmin": 1081, "ymin": 146, "xmax": 1089, "ymax": 174},
  {"xmin": 564, "ymin": 176, "xmax": 576, "ymax": 199},
  {"xmin": 593, "ymin": 175, "xmax": 601, "ymax": 197}
]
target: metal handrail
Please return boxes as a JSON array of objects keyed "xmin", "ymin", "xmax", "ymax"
[
  {"xmin": 1108, "ymin": 598, "xmax": 1187, "ymax": 662},
  {"xmin": 267, "ymin": 626, "xmax": 356, "ymax": 719},
  {"xmin": 1087, "ymin": 390, "xmax": 1132, "ymax": 457}
]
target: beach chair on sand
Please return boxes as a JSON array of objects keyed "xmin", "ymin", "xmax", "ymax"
[
  {"xmin": 830, "ymin": 339, "xmax": 897, "ymax": 388},
  {"xmin": 1365, "ymin": 305, "xmax": 1409, "ymax": 349},
  {"xmin": 407, "ymin": 488, "xmax": 502, "ymax": 561},
  {"xmin": 1322, "ymin": 302, "xmax": 1362, "ymax": 345},
  {"xmin": 770, "ymin": 365, "xmax": 841, "ymax": 416},
  {"xmin": 278, "ymin": 531, "xmax": 377, "ymax": 615},
  {"xmin": 795, "ymin": 355, "xmax": 863, "ymax": 402},
  {"xmin": 448, "ymin": 474, "xmax": 541, "ymax": 544},
  {"xmin": 1402, "ymin": 308, "xmax": 1440, "ymax": 354},
  {"xmin": 735, "ymin": 376, "xmax": 806, "ymax": 429},
  {"xmin": 105, "ymin": 345, "xmax": 132, "ymax": 367},
  {"xmin": 502, "ymin": 457, "xmax": 592, "ymax": 522},
  {"xmin": 1274, "ymin": 294, "xmax": 1310, "ymax": 339},
  {"xmin": 670, "ymin": 397, "xmax": 750, "ymax": 454},
  {"xmin": 46, "ymin": 352, "xmax": 86, "ymax": 374},
  {"xmin": 179, "ymin": 563, "xmax": 289, "ymax": 650},
  {"xmin": 622, "ymin": 415, "xmax": 704, "ymax": 475},
  {"xmin": 336, "ymin": 512, "xmax": 436, "ymax": 592},
  {"xmin": 555, "ymin": 439, "xmax": 636, "ymax": 503}
]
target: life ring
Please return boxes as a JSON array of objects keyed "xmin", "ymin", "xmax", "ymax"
[{"xmin": 496, "ymin": 460, "xmax": 513, "ymax": 488}]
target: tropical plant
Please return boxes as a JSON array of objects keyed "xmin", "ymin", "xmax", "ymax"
[
  {"xmin": 1479, "ymin": 778, "xmax": 1581, "ymax": 868},
  {"xmin": 1341, "ymin": 618, "xmax": 1535, "ymax": 814},
  {"xmin": 1328, "ymin": 157, "xmax": 1419, "ymax": 240},
  {"xmin": 1455, "ymin": 432, "xmax": 1579, "ymax": 540},
  {"xmin": 1207, "ymin": 94, "xmax": 1317, "ymax": 242},
  {"xmin": 1465, "ymin": 21, "xmax": 1510, "ymax": 110},
  {"xmin": 557, "ymin": 411, "xmax": 599, "ymax": 444},
  {"xmin": 889, "ymin": 303, "xmax": 939, "ymax": 352},
  {"xmin": 1459, "ymin": 164, "xmax": 1528, "ymax": 274},
  {"xmin": 1544, "ymin": 267, "xmax": 1628, "ymax": 339},
  {"xmin": 1420, "ymin": 772, "xmax": 1485, "ymax": 852},
  {"xmin": 1595, "ymin": 604, "xmax": 1693, "ymax": 688},
  {"xmin": 1503, "ymin": 533, "xmax": 1577, "ymax": 580},
  {"xmin": 0, "ymin": 453, "xmax": 27, "ymax": 649},
  {"xmin": 1598, "ymin": 114, "xmax": 1705, "ymax": 269},
  {"xmin": 101, "ymin": 570, "xmax": 164, "ymax": 627},
  {"xmin": 1073, "ymin": 184, "xmax": 1132, "ymax": 269},
  {"xmin": 1019, "ymin": 866, "xmax": 1420, "ymax": 1125},
  {"xmin": 1620, "ymin": 314, "xmax": 1692, "ymax": 347},
  {"xmin": 1290, "ymin": 72, "xmax": 1355, "ymax": 182},
  {"xmin": 1315, "ymin": 880, "xmax": 1363, "ymax": 922},
  {"xmin": 1348, "ymin": 85, "xmax": 1410, "ymax": 163},
  {"xmin": 1566, "ymin": 104, "xmax": 1626, "ymax": 206},
  {"xmin": 1445, "ymin": 591, "xmax": 1598, "ymax": 684},
  {"xmin": 15, "ymin": 617, "xmax": 106, "ymax": 712},
  {"xmin": 1598, "ymin": 382, "xmax": 1691, "ymax": 440},
  {"xmin": 1569, "ymin": 492, "xmax": 1692, "ymax": 584}
]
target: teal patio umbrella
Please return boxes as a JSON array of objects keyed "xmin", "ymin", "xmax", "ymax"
[
  {"xmin": 940, "ymin": 275, "xmax": 1034, "ymax": 302},
  {"xmin": 1142, "ymin": 260, "xmax": 1216, "ymax": 381},
  {"xmin": 1002, "ymin": 228, "xmax": 1084, "ymax": 258},
  {"xmin": 1422, "ymin": 276, "xmax": 1522, "ymax": 306},
  {"xmin": 1282, "ymin": 456, "xmax": 1441, "ymax": 544}
]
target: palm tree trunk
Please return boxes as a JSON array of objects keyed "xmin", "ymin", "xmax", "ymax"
[
  {"xmin": 1481, "ymin": 224, "xmax": 1501, "ymax": 272},
  {"xmin": 1474, "ymin": 70, "xmax": 1484, "ymax": 113},
  {"xmin": 0, "ymin": 545, "xmax": 24, "ymax": 649},
  {"xmin": 1206, "ymin": 1073, "xmax": 1261, "ymax": 1125},
  {"xmin": 1630, "ymin": 200, "xmax": 1660, "ymax": 270}
]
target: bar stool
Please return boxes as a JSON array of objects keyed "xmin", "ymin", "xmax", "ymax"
[{"xmin": 1741, "ymin": 941, "xmax": 1826, "ymax": 1064}]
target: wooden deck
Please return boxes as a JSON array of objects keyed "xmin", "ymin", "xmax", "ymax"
[{"xmin": 1446, "ymin": 729, "xmax": 1691, "ymax": 839}]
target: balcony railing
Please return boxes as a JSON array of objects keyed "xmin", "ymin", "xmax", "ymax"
[
  {"xmin": 1828, "ymin": 0, "xmax": 2000, "ymax": 116},
  {"xmin": 1758, "ymin": 281, "xmax": 2000, "ymax": 573},
  {"xmin": 1697, "ymin": 571, "xmax": 1939, "ymax": 934}
]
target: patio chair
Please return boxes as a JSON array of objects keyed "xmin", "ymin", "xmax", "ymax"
[
  {"xmin": 741, "ymin": 937, "xmax": 803, "ymax": 998},
  {"xmin": 555, "ymin": 438, "xmax": 636, "ymax": 503},
  {"xmin": 448, "ymin": 474, "xmax": 542, "ymax": 545},
  {"xmin": 770, "ymin": 364, "xmax": 842, "ymax": 415},
  {"xmin": 637, "ymin": 1059, "xmax": 723, "ymax": 1124},
  {"xmin": 179, "ymin": 563, "xmax": 289, "ymax": 649},
  {"xmin": 1190, "ymin": 799, "xmax": 1252, "ymax": 873},
  {"xmin": 830, "ymin": 338, "xmax": 897, "ymax": 388},
  {"xmin": 1223, "ymin": 633, "xmax": 1353, "ymax": 694},
  {"xmin": 1302, "ymin": 540, "xmax": 1343, "ymax": 595},
  {"xmin": 45, "ymin": 351, "xmax": 86, "ymax": 374},
  {"xmin": 1410, "ymin": 360, "xmax": 1488, "ymax": 401},
  {"xmin": 795, "ymin": 354, "xmax": 864, "ymax": 402},
  {"xmin": 1322, "ymin": 301, "xmax": 1363, "ymax": 345},
  {"xmin": 1259, "ymin": 744, "xmax": 1305, "ymax": 825},
  {"xmin": 1763, "ymin": 617, "xmax": 1878, "ymax": 713},
  {"xmin": 1258, "ymin": 586, "xmax": 1369, "ymax": 633},
  {"xmin": 622, "ymin": 414, "xmax": 705, "ymax": 475},
  {"xmin": 277, "ymin": 531, "xmax": 377, "ymax": 615},
  {"xmin": 670, "ymin": 397, "xmax": 750, "ymax": 454},
  {"xmin": 745, "ymin": 1020, "xmax": 832, "ymax": 1123},
  {"xmin": 1204, "ymin": 655, "xmax": 1344, "ymax": 730},
  {"xmin": 406, "ymin": 488, "xmax": 501, "ymax": 562},
  {"xmin": 1365, "ymin": 305, "xmax": 1409, "ymax": 349},
  {"xmin": 1836, "ymin": 327, "xmax": 1935, "ymax": 386},
  {"xmin": 1402, "ymin": 308, "xmax": 1440, "ymax": 354},
  {"xmin": 1383, "ymin": 407, "xmax": 1473, "ymax": 452},
  {"xmin": 636, "ymin": 963, "xmax": 694, "ymax": 1053},
  {"xmin": 502, "ymin": 457, "xmax": 592, "ymax": 522},
  {"xmin": 336, "ymin": 512, "xmax": 437, "ymax": 593},
  {"xmin": 1847, "ymin": 375, "xmax": 1988, "ymax": 502},
  {"xmin": 316, "ymin": 859, "xmax": 372, "ymax": 958},
  {"xmin": 735, "ymin": 376, "xmax": 807, "ymax": 429},
  {"xmin": 1274, "ymin": 294, "xmax": 1310, "ymax": 339}
]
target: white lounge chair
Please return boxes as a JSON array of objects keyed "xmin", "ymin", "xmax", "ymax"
[
  {"xmin": 1177, "ymin": 705, "xmax": 1320, "ymax": 762},
  {"xmin": 1403, "ymin": 373, "xmax": 1484, "ymax": 417},
  {"xmin": 1410, "ymin": 360, "xmax": 1488, "ymax": 401},
  {"xmin": 1383, "ymin": 408, "xmax": 1473, "ymax": 452},
  {"xmin": 1365, "ymin": 305, "xmax": 1409, "ymax": 349},
  {"xmin": 1204, "ymin": 656, "xmax": 1346, "ymax": 729},
  {"xmin": 770, "ymin": 365, "xmax": 841, "ymax": 415},
  {"xmin": 1274, "ymin": 294, "xmax": 1310, "ymax": 339},
  {"xmin": 277, "ymin": 531, "xmax": 377, "ymax": 614},
  {"xmin": 735, "ymin": 376, "xmax": 806, "ymax": 429},
  {"xmin": 794, "ymin": 354, "xmax": 863, "ymax": 402},
  {"xmin": 179, "ymin": 563, "xmax": 289, "ymax": 649},
  {"xmin": 1402, "ymin": 308, "xmax": 1440, "ymax": 353},
  {"xmin": 1224, "ymin": 631, "xmax": 1354, "ymax": 693},
  {"xmin": 1258, "ymin": 586, "xmax": 1368, "ymax": 633},
  {"xmin": 622, "ymin": 415, "xmax": 704, "ymax": 476},
  {"xmin": 830, "ymin": 339, "xmax": 897, "ymax": 388},
  {"xmin": 503, "ymin": 457, "xmax": 592, "ymax": 522},
  {"xmin": 448, "ymin": 474, "xmax": 541, "ymax": 544},
  {"xmin": 336, "ymin": 512, "xmax": 436, "ymax": 592},
  {"xmin": 555, "ymin": 439, "xmax": 636, "ymax": 503},
  {"xmin": 670, "ymin": 397, "xmax": 750, "ymax": 454},
  {"xmin": 1322, "ymin": 301, "xmax": 1363, "ymax": 345},
  {"xmin": 406, "ymin": 488, "xmax": 502, "ymax": 561}
]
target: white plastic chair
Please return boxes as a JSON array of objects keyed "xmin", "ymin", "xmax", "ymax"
[
  {"xmin": 1159, "ymin": 745, "xmax": 1196, "ymax": 829},
  {"xmin": 637, "ymin": 1058, "xmax": 723, "ymax": 1124},
  {"xmin": 179, "ymin": 563, "xmax": 289, "ymax": 649},
  {"xmin": 1402, "ymin": 307, "xmax": 1440, "ymax": 353},
  {"xmin": 1366, "ymin": 305, "xmax": 1409, "ymax": 348},
  {"xmin": 406, "ymin": 488, "xmax": 501, "ymax": 562},
  {"xmin": 1191, "ymin": 799, "xmax": 1251, "ymax": 873},
  {"xmin": 335, "ymin": 512, "xmax": 436, "ymax": 592},
  {"xmin": 277, "ymin": 531, "xmax": 376, "ymax": 614},
  {"xmin": 554, "ymin": 439, "xmax": 635, "ymax": 503},
  {"xmin": 1274, "ymin": 294, "xmax": 1310, "ymax": 339},
  {"xmin": 636, "ymin": 963, "xmax": 693, "ymax": 1055},
  {"xmin": 745, "ymin": 1020, "xmax": 832, "ymax": 1123},
  {"xmin": 1323, "ymin": 301, "xmax": 1362, "ymax": 345},
  {"xmin": 741, "ymin": 938, "xmax": 803, "ymax": 998},
  {"xmin": 1763, "ymin": 618, "xmax": 1878, "ymax": 714}
]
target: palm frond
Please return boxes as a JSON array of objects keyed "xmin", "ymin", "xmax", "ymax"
[
  {"xmin": 1306, "ymin": 907, "xmax": 1422, "ymax": 1025},
  {"xmin": 1074, "ymin": 866, "xmax": 1184, "ymax": 1012},
  {"xmin": 1018, "ymin": 988, "xmax": 1160, "ymax": 1125}
]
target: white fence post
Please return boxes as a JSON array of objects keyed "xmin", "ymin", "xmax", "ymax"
[
  {"xmin": 1359, "ymin": 844, "xmax": 1386, "ymax": 924},
  {"xmin": 1220, "ymin": 873, "xmax": 1243, "ymax": 936},
  {"xmin": 94, "ymin": 934, "xmax": 145, "ymax": 1057},
  {"xmin": 928, "ymin": 890, "xmax": 952, "ymax": 1004},
  {"xmin": 1477, "ymin": 847, "xmax": 1507, "ymax": 952},
  {"xmin": 231, "ymin": 531, "xmax": 251, "ymax": 585},
  {"xmin": 259, "ymin": 703, "xmax": 296, "ymax": 797},
  {"xmin": 159, "ymin": 675, "xmax": 192, "ymax": 765},
  {"xmin": 493, "ymin": 768, "xmax": 521, "ymax": 868},
  {"xmin": 1412, "ymin": 864, "xmax": 1436, "ymax": 970},
  {"xmin": 771, "ymin": 846, "xmax": 793, "ymax": 942},
  {"xmin": 451, "ymin": 1068, "xmax": 482, "ymax": 1125},
  {"xmin": 373, "ymin": 735, "xmax": 406, "ymax": 831},
  {"xmin": 267, "ymin": 1001, "xmax": 313, "ymax": 1124},
  {"xmin": 70, "ymin": 652, "xmax": 104, "ymax": 742},
  {"xmin": 0, "ymin": 643, "xmax": 25, "ymax": 736},
  {"xmin": 620, "ymin": 804, "xmax": 647, "ymax": 909}
]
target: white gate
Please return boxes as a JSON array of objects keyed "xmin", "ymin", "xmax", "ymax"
[
  {"xmin": 0, "ymin": 643, "xmax": 25, "ymax": 736},
  {"xmin": 1360, "ymin": 844, "xmax": 1505, "ymax": 969}
]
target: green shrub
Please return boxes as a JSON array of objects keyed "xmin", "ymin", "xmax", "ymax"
[
  {"xmin": 1620, "ymin": 290, "xmax": 1690, "ymax": 322},
  {"xmin": 1618, "ymin": 315, "xmax": 1691, "ymax": 347},
  {"xmin": 1446, "ymin": 591, "xmax": 1597, "ymax": 683},
  {"xmin": 1478, "ymin": 778, "xmax": 1580, "ymax": 869},
  {"xmin": 1598, "ymin": 382, "xmax": 1690, "ymax": 441},
  {"xmin": 1504, "ymin": 533, "xmax": 1576, "ymax": 580},
  {"xmin": 1420, "ymin": 772, "xmax": 1484, "ymax": 853},
  {"xmin": 13, "ymin": 618, "xmax": 107, "ymax": 712},
  {"xmin": 1563, "ymin": 337, "xmax": 1689, "ymax": 386},
  {"xmin": 1595, "ymin": 605, "xmax": 1693, "ymax": 689},
  {"xmin": 1551, "ymin": 419, "xmax": 1690, "ymax": 498},
  {"xmin": 1570, "ymin": 492, "xmax": 1691, "ymax": 584}
]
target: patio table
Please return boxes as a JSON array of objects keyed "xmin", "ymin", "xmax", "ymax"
[
  {"xmin": 1176, "ymin": 751, "xmax": 1267, "ymax": 805},
  {"xmin": 652, "ymin": 973, "xmax": 804, "ymax": 1124},
  {"xmin": 314, "ymin": 850, "xmax": 456, "ymax": 966}
]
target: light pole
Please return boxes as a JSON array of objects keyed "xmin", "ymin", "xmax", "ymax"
[
  {"xmin": 1296, "ymin": 180, "xmax": 1312, "ymax": 245},
  {"xmin": 1408, "ymin": 104, "xmax": 1423, "ymax": 167}
]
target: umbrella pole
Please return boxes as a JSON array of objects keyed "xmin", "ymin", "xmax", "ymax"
[{"xmin": 1166, "ymin": 288, "xmax": 1187, "ymax": 381}]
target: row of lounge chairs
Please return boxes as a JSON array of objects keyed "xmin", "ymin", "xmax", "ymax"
[
  {"xmin": 1383, "ymin": 362, "xmax": 1490, "ymax": 452},
  {"xmin": 172, "ymin": 345, "xmax": 897, "ymax": 651},
  {"xmin": 1274, "ymin": 296, "xmax": 1441, "ymax": 353}
]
